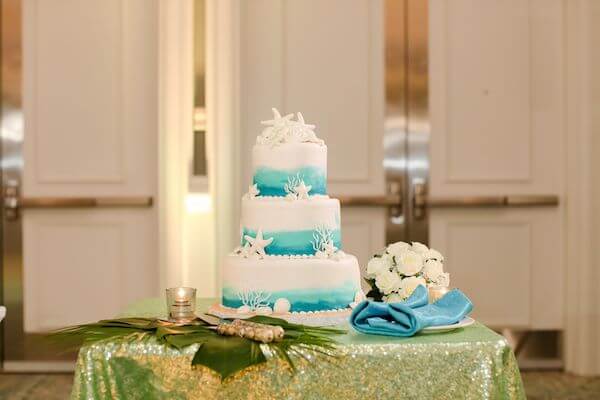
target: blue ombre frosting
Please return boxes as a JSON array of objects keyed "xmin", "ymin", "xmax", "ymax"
[
  {"xmin": 253, "ymin": 166, "xmax": 327, "ymax": 197},
  {"xmin": 242, "ymin": 228, "xmax": 341, "ymax": 255},
  {"xmin": 222, "ymin": 281, "xmax": 358, "ymax": 312}
]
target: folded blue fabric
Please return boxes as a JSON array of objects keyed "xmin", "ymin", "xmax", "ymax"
[{"xmin": 350, "ymin": 285, "xmax": 473, "ymax": 337}]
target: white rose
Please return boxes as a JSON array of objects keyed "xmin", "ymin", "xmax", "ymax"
[
  {"xmin": 399, "ymin": 276, "xmax": 426, "ymax": 299},
  {"xmin": 380, "ymin": 252, "xmax": 395, "ymax": 267},
  {"xmin": 435, "ymin": 272, "xmax": 450, "ymax": 287},
  {"xmin": 384, "ymin": 292, "xmax": 405, "ymax": 303},
  {"xmin": 366, "ymin": 257, "xmax": 389, "ymax": 278},
  {"xmin": 396, "ymin": 250, "xmax": 424, "ymax": 276},
  {"xmin": 375, "ymin": 270, "xmax": 402, "ymax": 295},
  {"xmin": 423, "ymin": 248, "xmax": 444, "ymax": 262},
  {"xmin": 386, "ymin": 241, "xmax": 411, "ymax": 258},
  {"xmin": 411, "ymin": 242, "xmax": 429, "ymax": 254},
  {"xmin": 423, "ymin": 259, "xmax": 444, "ymax": 282}
]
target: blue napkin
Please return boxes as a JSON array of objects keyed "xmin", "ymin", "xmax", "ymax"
[{"xmin": 350, "ymin": 285, "xmax": 473, "ymax": 337}]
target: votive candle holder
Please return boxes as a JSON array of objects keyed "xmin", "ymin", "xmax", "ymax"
[{"xmin": 166, "ymin": 287, "xmax": 197, "ymax": 322}]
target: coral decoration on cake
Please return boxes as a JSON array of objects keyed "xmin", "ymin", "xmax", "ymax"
[
  {"xmin": 284, "ymin": 173, "xmax": 312, "ymax": 200},
  {"xmin": 312, "ymin": 225, "xmax": 344, "ymax": 260},
  {"xmin": 365, "ymin": 241, "xmax": 449, "ymax": 303},
  {"xmin": 235, "ymin": 290, "xmax": 272, "ymax": 314},
  {"xmin": 245, "ymin": 183, "xmax": 260, "ymax": 199},
  {"xmin": 241, "ymin": 228, "xmax": 273, "ymax": 258},
  {"xmin": 257, "ymin": 108, "xmax": 324, "ymax": 146}
]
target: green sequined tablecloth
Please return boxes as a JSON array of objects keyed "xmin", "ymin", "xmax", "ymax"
[{"xmin": 71, "ymin": 298, "xmax": 525, "ymax": 400}]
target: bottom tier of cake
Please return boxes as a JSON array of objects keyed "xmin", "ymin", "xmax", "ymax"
[{"xmin": 221, "ymin": 254, "xmax": 362, "ymax": 313}]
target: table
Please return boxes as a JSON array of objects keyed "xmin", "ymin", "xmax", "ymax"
[{"xmin": 71, "ymin": 298, "xmax": 525, "ymax": 399}]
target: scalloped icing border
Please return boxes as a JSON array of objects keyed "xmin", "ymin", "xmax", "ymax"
[
  {"xmin": 245, "ymin": 194, "xmax": 330, "ymax": 201},
  {"xmin": 208, "ymin": 303, "xmax": 351, "ymax": 327},
  {"xmin": 228, "ymin": 251, "xmax": 352, "ymax": 260}
]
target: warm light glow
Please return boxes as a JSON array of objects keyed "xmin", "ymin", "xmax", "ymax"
[
  {"xmin": 186, "ymin": 193, "xmax": 211, "ymax": 214},
  {"xmin": 177, "ymin": 287, "xmax": 186, "ymax": 298}
]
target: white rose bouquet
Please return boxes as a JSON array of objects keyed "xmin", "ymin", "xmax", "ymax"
[{"xmin": 364, "ymin": 241, "xmax": 450, "ymax": 303}]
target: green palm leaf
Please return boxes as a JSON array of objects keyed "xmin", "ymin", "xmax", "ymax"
[
  {"xmin": 191, "ymin": 335, "xmax": 266, "ymax": 379},
  {"xmin": 48, "ymin": 315, "xmax": 346, "ymax": 379}
]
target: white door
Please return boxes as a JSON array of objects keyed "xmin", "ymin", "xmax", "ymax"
[
  {"xmin": 238, "ymin": 0, "xmax": 387, "ymax": 271},
  {"xmin": 3, "ymin": 0, "xmax": 159, "ymax": 368},
  {"xmin": 429, "ymin": 0, "xmax": 565, "ymax": 330}
]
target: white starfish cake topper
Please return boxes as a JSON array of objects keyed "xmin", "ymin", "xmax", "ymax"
[{"xmin": 257, "ymin": 108, "xmax": 324, "ymax": 146}]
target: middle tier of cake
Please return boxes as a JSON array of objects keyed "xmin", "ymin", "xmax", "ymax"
[{"xmin": 240, "ymin": 196, "xmax": 341, "ymax": 256}]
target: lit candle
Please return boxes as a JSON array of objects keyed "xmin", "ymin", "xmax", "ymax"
[{"xmin": 166, "ymin": 287, "xmax": 197, "ymax": 323}]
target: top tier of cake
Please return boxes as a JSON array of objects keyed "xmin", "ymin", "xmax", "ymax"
[
  {"xmin": 253, "ymin": 143, "xmax": 327, "ymax": 197},
  {"xmin": 251, "ymin": 108, "xmax": 327, "ymax": 197}
]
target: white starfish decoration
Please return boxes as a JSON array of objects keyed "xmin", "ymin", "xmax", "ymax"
[
  {"xmin": 292, "ymin": 112, "xmax": 323, "ymax": 144},
  {"xmin": 243, "ymin": 229, "xmax": 274, "ymax": 257},
  {"xmin": 257, "ymin": 108, "xmax": 324, "ymax": 146},
  {"xmin": 316, "ymin": 241, "xmax": 339, "ymax": 259},
  {"xmin": 293, "ymin": 181, "xmax": 312, "ymax": 200},
  {"xmin": 239, "ymin": 243, "xmax": 252, "ymax": 257},
  {"xmin": 260, "ymin": 108, "xmax": 294, "ymax": 129},
  {"xmin": 246, "ymin": 183, "xmax": 260, "ymax": 199}
]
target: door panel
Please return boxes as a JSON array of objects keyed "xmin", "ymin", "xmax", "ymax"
[
  {"xmin": 430, "ymin": 0, "xmax": 564, "ymax": 195},
  {"xmin": 431, "ymin": 208, "xmax": 563, "ymax": 329},
  {"xmin": 429, "ymin": 0, "xmax": 565, "ymax": 328},
  {"xmin": 23, "ymin": 0, "xmax": 158, "ymax": 197},
  {"xmin": 239, "ymin": 0, "xmax": 386, "ymax": 266},
  {"xmin": 342, "ymin": 208, "xmax": 386, "ymax": 276},
  {"xmin": 23, "ymin": 209, "xmax": 156, "ymax": 332}
]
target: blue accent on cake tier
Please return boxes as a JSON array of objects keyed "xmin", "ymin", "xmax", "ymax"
[
  {"xmin": 222, "ymin": 281, "xmax": 358, "ymax": 312},
  {"xmin": 253, "ymin": 166, "xmax": 327, "ymax": 197},
  {"xmin": 242, "ymin": 228, "xmax": 341, "ymax": 256}
]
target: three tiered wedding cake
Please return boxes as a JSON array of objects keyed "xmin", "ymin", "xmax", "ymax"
[{"xmin": 214, "ymin": 109, "xmax": 364, "ymax": 323}]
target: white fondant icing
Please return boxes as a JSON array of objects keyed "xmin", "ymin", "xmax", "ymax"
[
  {"xmin": 273, "ymin": 298, "xmax": 291, "ymax": 313},
  {"xmin": 253, "ymin": 143, "xmax": 326, "ymax": 171},
  {"xmin": 240, "ymin": 197, "xmax": 340, "ymax": 232},
  {"xmin": 222, "ymin": 254, "xmax": 361, "ymax": 292}
]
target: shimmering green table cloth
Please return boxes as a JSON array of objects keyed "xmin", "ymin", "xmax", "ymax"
[{"xmin": 72, "ymin": 298, "xmax": 525, "ymax": 400}]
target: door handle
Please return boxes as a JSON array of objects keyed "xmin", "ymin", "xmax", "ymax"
[
  {"xmin": 413, "ymin": 182, "xmax": 559, "ymax": 219},
  {"xmin": 334, "ymin": 181, "xmax": 404, "ymax": 219},
  {"xmin": 336, "ymin": 194, "xmax": 402, "ymax": 207},
  {"xmin": 3, "ymin": 180, "xmax": 153, "ymax": 221}
]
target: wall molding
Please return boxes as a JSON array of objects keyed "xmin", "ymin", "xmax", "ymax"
[
  {"xmin": 157, "ymin": 0, "xmax": 193, "ymax": 289},
  {"xmin": 206, "ymin": 0, "xmax": 241, "ymax": 292},
  {"xmin": 564, "ymin": 0, "xmax": 600, "ymax": 376}
]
